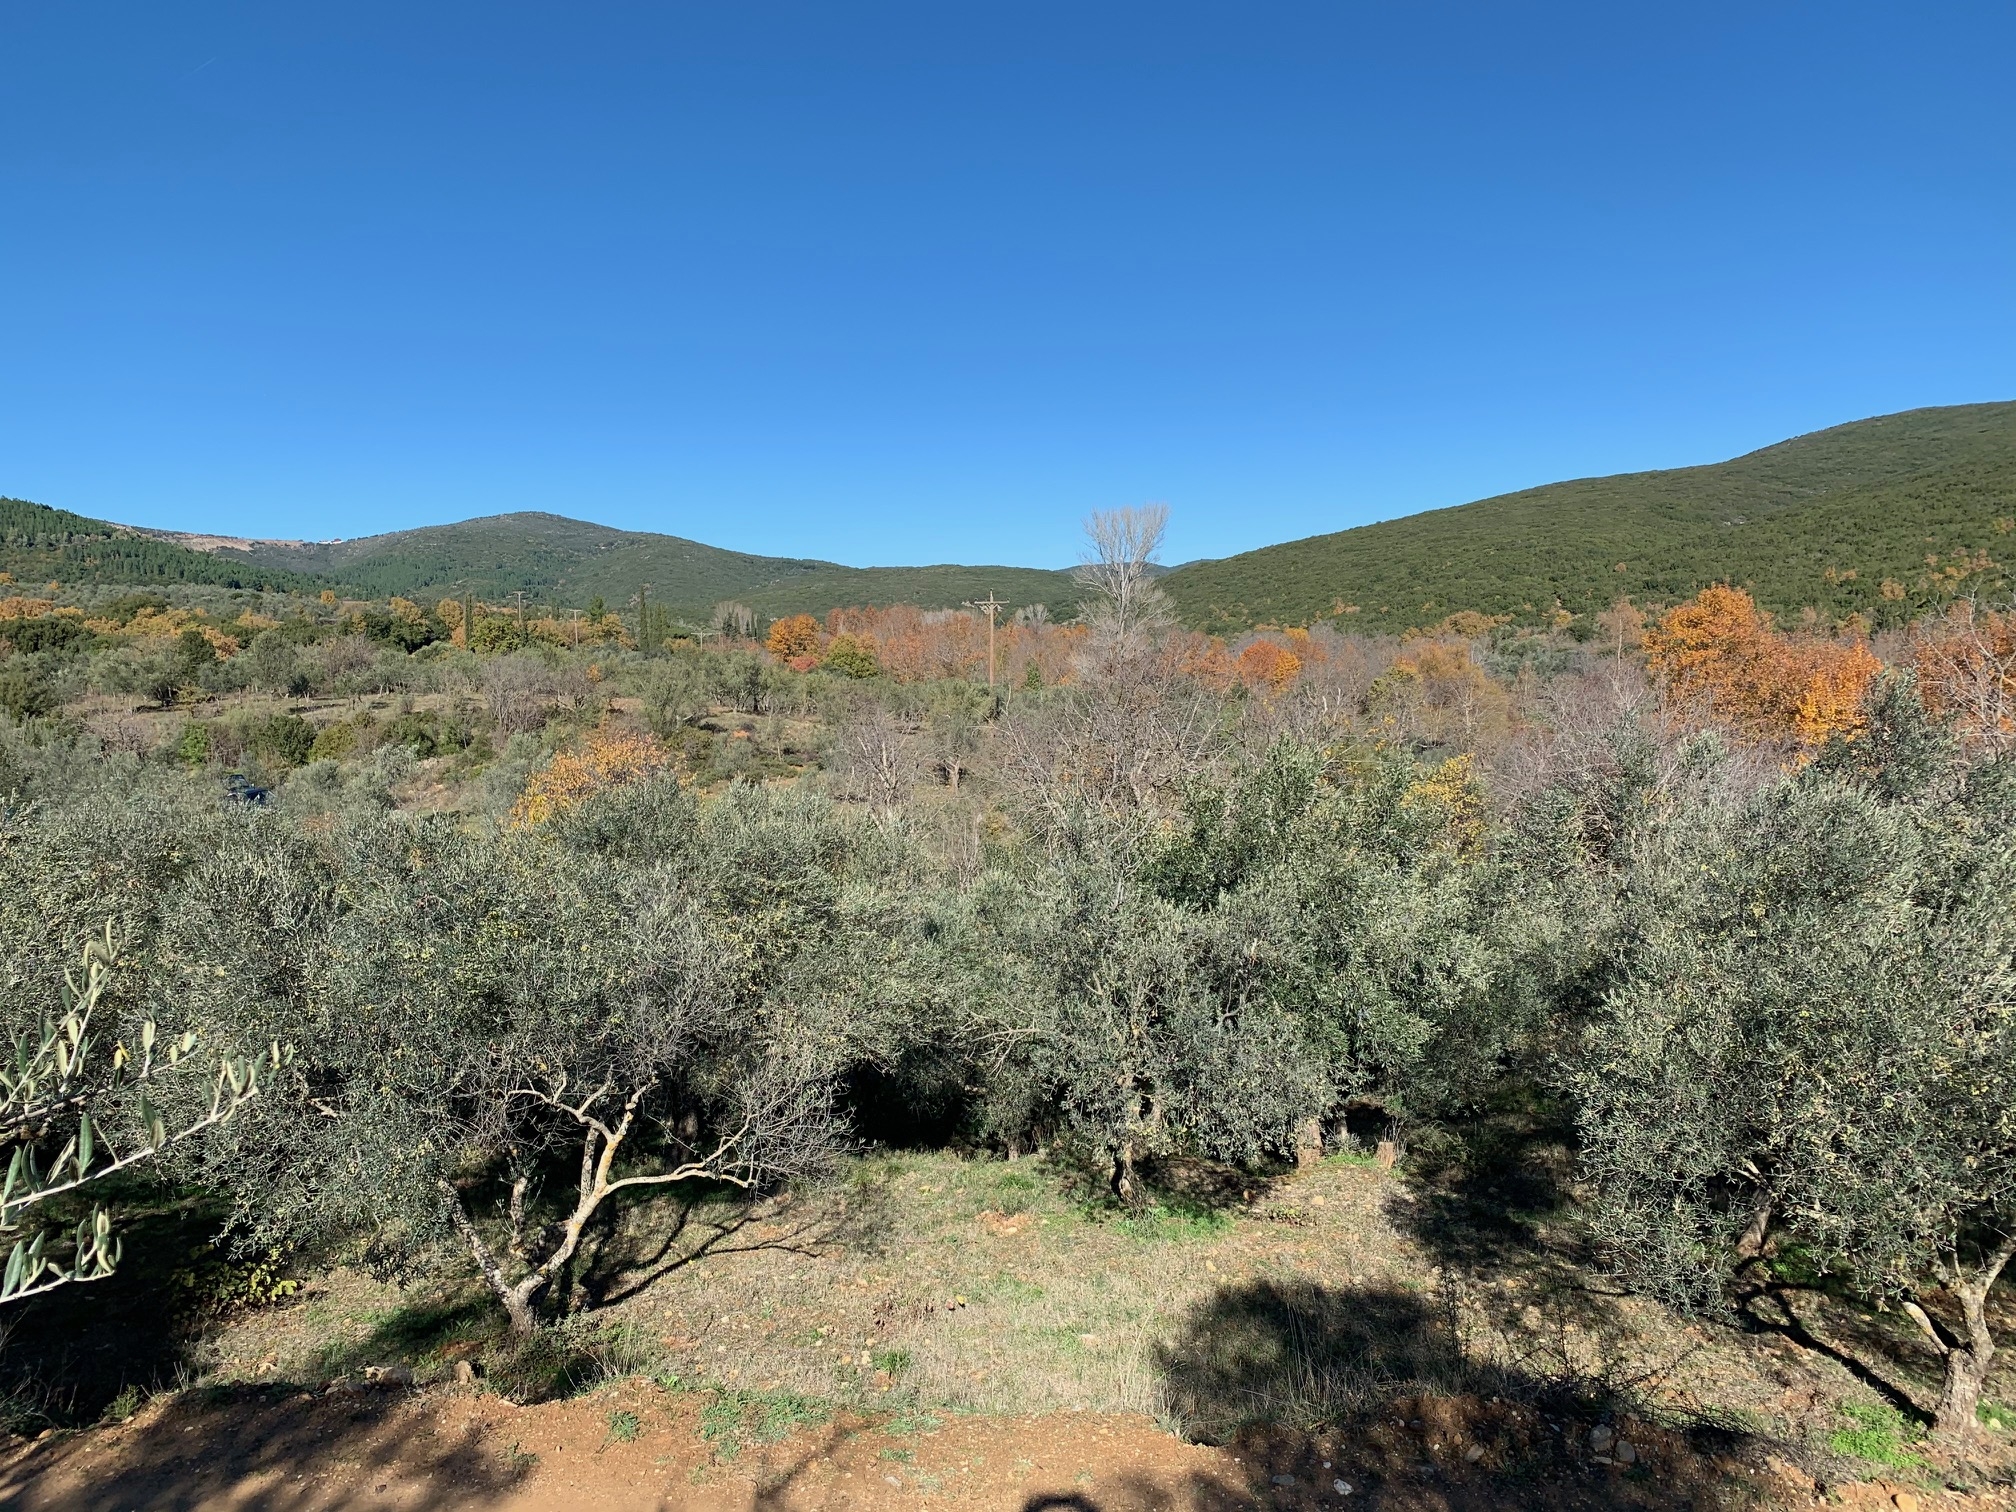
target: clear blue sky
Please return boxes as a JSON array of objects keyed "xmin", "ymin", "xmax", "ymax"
[{"xmin": 3, "ymin": 3, "xmax": 2011, "ymax": 568}]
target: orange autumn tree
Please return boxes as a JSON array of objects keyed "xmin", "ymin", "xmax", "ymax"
[
  {"xmin": 511, "ymin": 727, "xmax": 671, "ymax": 828},
  {"xmin": 1912, "ymin": 600, "xmax": 2016, "ymax": 755},
  {"xmin": 1236, "ymin": 638, "xmax": 1302, "ymax": 695},
  {"xmin": 819, "ymin": 604, "xmax": 1080, "ymax": 686},
  {"xmin": 765, "ymin": 614, "xmax": 823, "ymax": 663},
  {"xmin": 1644, "ymin": 585, "xmax": 1880, "ymax": 748}
]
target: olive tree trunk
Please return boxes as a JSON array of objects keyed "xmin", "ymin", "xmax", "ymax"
[
  {"xmin": 1903, "ymin": 1234, "xmax": 2016, "ymax": 1441},
  {"xmin": 439, "ymin": 1081, "xmax": 764, "ymax": 1335}
]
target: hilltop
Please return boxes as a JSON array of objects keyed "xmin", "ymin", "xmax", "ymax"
[
  {"xmin": 1160, "ymin": 400, "xmax": 2016, "ymax": 633},
  {"xmin": 157, "ymin": 511, "xmax": 1084, "ymax": 623}
]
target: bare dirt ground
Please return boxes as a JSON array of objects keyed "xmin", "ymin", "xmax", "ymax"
[
  {"xmin": 2, "ymin": 1379, "xmax": 2004, "ymax": 1512},
  {"xmin": 4, "ymin": 1150, "xmax": 2012, "ymax": 1509}
]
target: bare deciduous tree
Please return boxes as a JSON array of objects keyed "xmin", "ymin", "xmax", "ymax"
[
  {"xmin": 482, "ymin": 653, "xmax": 563, "ymax": 735},
  {"xmin": 1075, "ymin": 504, "xmax": 1172, "ymax": 640},
  {"xmin": 833, "ymin": 708, "xmax": 918, "ymax": 822},
  {"xmin": 999, "ymin": 646, "xmax": 1224, "ymax": 840},
  {"xmin": 1912, "ymin": 598, "xmax": 2016, "ymax": 756}
]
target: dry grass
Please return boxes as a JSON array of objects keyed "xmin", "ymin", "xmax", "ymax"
[{"xmin": 182, "ymin": 1147, "xmax": 2016, "ymax": 1487}]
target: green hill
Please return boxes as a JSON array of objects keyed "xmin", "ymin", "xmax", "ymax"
[
  {"xmin": 15, "ymin": 399, "xmax": 2016, "ymax": 633},
  {"xmin": 1160, "ymin": 401, "xmax": 2016, "ymax": 634},
  {"xmin": 0, "ymin": 498, "xmax": 324, "ymax": 594},
  {"xmin": 211, "ymin": 512, "xmax": 1081, "ymax": 623}
]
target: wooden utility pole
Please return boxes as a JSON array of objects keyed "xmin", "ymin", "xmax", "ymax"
[
  {"xmin": 966, "ymin": 592, "xmax": 1007, "ymax": 687},
  {"xmin": 512, "ymin": 591, "xmax": 527, "ymax": 640}
]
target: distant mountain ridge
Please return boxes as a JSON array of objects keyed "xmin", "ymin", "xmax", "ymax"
[
  {"xmin": 0, "ymin": 496, "xmax": 325, "ymax": 594},
  {"xmin": 10, "ymin": 400, "xmax": 2016, "ymax": 632}
]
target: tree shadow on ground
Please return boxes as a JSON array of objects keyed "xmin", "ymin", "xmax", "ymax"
[
  {"xmin": 1737, "ymin": 1280, "xmax": 1941, "ymax": 1423},
  {"xmin": 1387, "ymin": 1107, "xmax": 2009, "ymax": 1480},
  {"xmin": 0, "ymin": 1196, "xmax": 268, "ymax": 1428},
  {"xmin": 571, "ymin": 1180, "xmax": 865, "ymax": 1313},
  {"xmin": 1109, "ymin": 1277, "xmax": 1778, "ymax": 1511},
  {"xmin": 0, "ymin": 1386, "xmax": 523, "ymax": 1512},
  {"xmin": 1039, "ymin": 1151, "xmax": 1291, "ymax": 1221},
  {"xmin": 1388, "ymin": 1108, "xmax": 1580, "ymax": 1278}
]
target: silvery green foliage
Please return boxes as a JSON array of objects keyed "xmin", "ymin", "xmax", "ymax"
[
  {"xmin": 0, "ymin": 924, "xmax": 279, "ymax": 1304},
  {"xmin": 166, "ymin": 777, "xmax": 873, "ymax": 1324},
  {"xmin": 960, "ymin": 738, "xmax": 1519, "ymax": 1185},
  {"xmin": 1570, "ymin": 689, "xmax": 2016, "ymax": 1375},
  {"xmin": 1147, "ymin": 744, "xmax": 1490, "ymax": 1116}
]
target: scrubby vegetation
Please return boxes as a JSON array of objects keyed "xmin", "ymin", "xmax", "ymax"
[
  {"xmin": 1165, "ymin": 399, "xmax": 2016, "ymax": 634},
  {"xmin": 0, "ymin": 499, "xmax": 1083, "ymax": 626},
  {"xmin": 3, "ymin": 504, "xmax": 2016, "ymax": 1501}
]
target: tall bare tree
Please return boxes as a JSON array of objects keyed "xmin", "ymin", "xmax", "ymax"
[{"xmin": 1075, "ymin": 505, "xmax": 1172, "ymax": 640}]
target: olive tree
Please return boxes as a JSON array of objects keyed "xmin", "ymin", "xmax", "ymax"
[
  {"xmin": 174, "ymin": 781, "xmax": 862, "ymax": 1333},
  {"xmin": 980, "ymin": 824, "xmax": 1326, "ymax": 1200},
  {"xmin": 0, "ymin": 782, "xmax": 289, "ymax": 1304},
  {"xmin": 1143, "ymin": 741, "xmax": 1516, "ymax": 1126},
  {"xmin": 1571, "ymin": 738, "xmax": 2016, "ymax": 1438}
]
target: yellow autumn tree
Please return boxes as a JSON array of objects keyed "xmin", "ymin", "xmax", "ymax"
[
  {"xmin": 1644, "ymin": 585, "xmax": 1880, "ymax": 748},
  {"xmin": 510, "ymin": 727, "xmax": 671, "ymax": 828},
  {"xmin": 1364, "ymin": 640, "xmax": 1511, "ymax": 749}
]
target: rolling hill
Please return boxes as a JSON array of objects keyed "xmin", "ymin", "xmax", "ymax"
[
  {"xmin": 1160, "ymin": 401, "xmax": 2016, "ymax": 634},
  {"xmin": 11, "ymin": 399, "xmax": 2016, "ymax": 634},
  {"xmin": 185, "ymin": 512, "xmax": 1083, "ymax": 623},
  {"xmin": 0, "ymin": 497, "xmax": 325, "ymax": 595}
]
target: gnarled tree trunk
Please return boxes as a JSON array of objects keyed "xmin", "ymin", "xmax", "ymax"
[
  {"xmin": 439, "ymin": 1081, "xmax": 771, "ymax": 1334},
  {"xmin": 1903, "ymin": 1234, "xmax": 2016, "ymax": 1441},
  {"xmin": 1111, "ymin": 1139, "xmax": 1136, "ymax": 1203}
]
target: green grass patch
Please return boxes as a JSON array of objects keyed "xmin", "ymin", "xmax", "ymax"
[
  {"xmin": 978, "ymin": 1272, "xmax": 1045, "ymax": 1303},
  {"xmin": 1760, "ymin": 1244, "xmax": 1828, "ymax": 1289},
  {"xmin": 1321, "ymin": 1151, "xmax": 1384, "ymax": 1169},
  {"xmin": 604, "ymin": 1408, "xmax": 642, "ymax": 1444},
  {"xmin": 699, "ymin": 1386, "xmax": 833, "ymax": 1459},
  {"xmin": 1827, "ymin": 1402, "xmax": 1924, "ymax": 1471},
  {"xmin": 1110, "ymin": 1201, "xmax": 1235, "ymax": 1243}
]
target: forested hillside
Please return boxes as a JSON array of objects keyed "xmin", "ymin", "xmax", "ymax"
[
  {"xmin": 0, "ymin": 498, "xmax": 322, "ymax": 594},
  {"xmin": 1161, "ymin": 400, "xmax": 2016, "ymax": 634},
  {"xmin": 201, "ymin": 511, "xmax": 1083, "ymax": 622},
  {"xmin": 19, "ymin": 401, "xmax": 2016, "ymax": 635}
]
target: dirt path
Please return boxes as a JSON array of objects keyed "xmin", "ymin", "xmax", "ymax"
[
  {"xmin": 3, "ymin": 1380, "xmax": 1986, "ymax": 1512},
  {"xmin": 0, "ymin": 1387, "xmax": 1254, "ymax": 1512}
]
